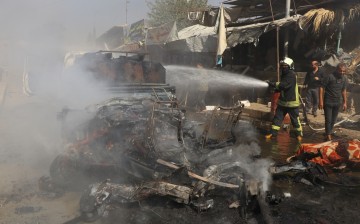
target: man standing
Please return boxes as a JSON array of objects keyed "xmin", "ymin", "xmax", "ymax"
[
  {"xmin": 266, "ymin": 57, "xmax": 303, "ymax": 141},
  {"xmin": 319, "ymin": 62, "xmax": 348, "ymax": 141},
  {"xmin": 303, "ymin": 60, "xmax": 324, "ymax": 117}
]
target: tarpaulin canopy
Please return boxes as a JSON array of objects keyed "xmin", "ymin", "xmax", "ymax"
[
  {"xmin": 128, "ymin": 19, "xmax": 148, "ymax": 42},
  {"xmin": 177, "ymin": 24, "xmax": 216, "ymax": 39},
  {"xmin": 164, "ymin": 15, "xmax": 300, "ymax": 53},
  {"xmin": 113, "ymin": 42, "xmax": 145, "ymax": 53},
  {"xmin": 226, "ymin": 15, "xmax": 301, "ymax": 46},
  {"xmin": 201, "ymin": 0, "xmax": 338, "ymax": 27},
  {"xmin": 96, "ymin": 26, "xmax": 126, "ymax": 50},
  {"xmin": 223, "ymin": 0, "xmax": 337, "ymax": 17},
  {"xmin": 145, "ymin": 22, "xmax": 178, "ymax": 45},
  {"xmin": 165, "ymin": 24, "xmax": 217, "ymax": 53}
]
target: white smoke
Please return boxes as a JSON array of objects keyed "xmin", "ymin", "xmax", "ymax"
[{"xmin": 204, "ymin": 120, "xmax": 273, "ymax": 192}]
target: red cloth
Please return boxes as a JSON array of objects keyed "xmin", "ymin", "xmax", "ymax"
[{"xmin": 296, "ymin": 139, "xmax": 360, "ymax": 166}]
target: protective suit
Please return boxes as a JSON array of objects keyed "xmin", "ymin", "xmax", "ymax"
[{"xmin": 266, "ymin": 57, "xmax": 302, "ymax": 141}]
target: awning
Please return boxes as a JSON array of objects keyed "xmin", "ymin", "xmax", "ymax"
[
  {"xmin": 165, "ymin": 24, "xmax": 217, "ymax": 53},
  {"xmin": 145, "ymin": 22, "xmax": 178, "ymax": 45},
  {"xmin": 113, "ymin": 42, "xmax": 145, "ymax": 53},
  {"xmin": 96, "ymin": 26, "xmax": 126, "ymax": 50},
  {"xmin": 177, "ymin": 24, "xmax": 216, "ymax": 39},
  {"xmin": 226, "ymin": 15, "xmax": 301, "ymax": 46},
  {"xmin": 165, "ymin": 35, "xmax": 217, "ymax": 53}
]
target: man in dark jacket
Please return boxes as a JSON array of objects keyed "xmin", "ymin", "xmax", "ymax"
[
  {"xmin": 266, "ymin": 57, "xmax": 303, "ymax": 141},
  {"xmin": 303, "ymin": 60, "xmax": 324, "ymax": 117},
  {"xmin": 319, "ymin": 62, "xmax": 348, "ymax": 141}
]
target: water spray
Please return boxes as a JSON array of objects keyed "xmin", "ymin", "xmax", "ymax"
[{"xmin": 165, "ymin": 65, "xmax": 269, "ymax": 88}]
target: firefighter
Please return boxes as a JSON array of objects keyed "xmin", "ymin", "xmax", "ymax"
[{"xmin": 266, "ymin": 57, "xmax": 303, "ymax": 141}]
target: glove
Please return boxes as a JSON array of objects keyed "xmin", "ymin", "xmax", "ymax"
[{"xmin": 266, "ymin": 80, "xmax": 276, "ymax": 88}]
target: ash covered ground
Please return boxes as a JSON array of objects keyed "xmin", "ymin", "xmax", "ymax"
[{"xmin": 1, "ymin": 71, "xmax": 360, "ymax": 224}]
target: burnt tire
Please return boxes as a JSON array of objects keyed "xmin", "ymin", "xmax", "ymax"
[{"xmin": 49, "ymin": 154, "xmax": 83, "ymax": 189}]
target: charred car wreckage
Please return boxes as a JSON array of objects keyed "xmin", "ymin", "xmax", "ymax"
[
  {"xmin": 40, "ymin": 51, "xmax": 278, "ymax": 222},
  {"xmin": 43, "ymin": 51, "xmax": 355, "ymax": 223}
]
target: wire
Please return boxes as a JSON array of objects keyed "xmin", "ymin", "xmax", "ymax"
[
  {"xmin": 299, "ymin": 95, "xmax": 360, "ymax": 132},
  {"xmin": 268, "ymin": 0, "xmax": 275, "ymax": 22},
  {"xmin": 306, "ymin": 112, "xmax": 360, "ymax": 131},
  {"xmin": 292, "ymin": 0, "xmax": 298, "ymax": 15},
  {"xmin": 303, "ymin": 0, "xmax": 316, "ymax": 9}
]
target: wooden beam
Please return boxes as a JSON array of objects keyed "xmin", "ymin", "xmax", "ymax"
[{"xmin": 156, "ymin": 159, "xmax": 240, "ymax": 189}]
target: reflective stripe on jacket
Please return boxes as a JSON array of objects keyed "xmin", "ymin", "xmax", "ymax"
[{"xmin": 275, "ymin": 70, "xmax": 300, "ymax": 108}]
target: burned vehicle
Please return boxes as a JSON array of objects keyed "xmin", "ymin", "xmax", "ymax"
[
  {"xmin": 74, "ymin": 117, "xmax": 273, "ymax": 222},
  {"xmin": 52, "ymin": 51, "xmax": 182, "ymax": 187},
  {"xmin": 53, "ymin": 93, "xmax": 187, "ymax": 184},
  {"xmin": 63, "ymin": 51, "xmax": 166, "ymax": 85},
  {"xmin": 57, "ymin": 109, "xmax": 274, "ymax": 223},
  {"xmin": 47, "ymin": 52, "xmax": 274, "ymax": 222},
  {"xmin": 78, "ymin": 159, "xmax": 267, "ymax": 222}
]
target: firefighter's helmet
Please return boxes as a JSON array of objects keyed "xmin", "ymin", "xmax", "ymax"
[{"xmin": 280, "ymin": 57, "xmax": 294, "ymax": 70}]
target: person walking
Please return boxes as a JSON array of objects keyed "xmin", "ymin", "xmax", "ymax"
[
  {"xmin": 319, "ymin": 62, "xmax": 348, "ymax": 141},
  {"xmin": 303, "ymin": 60, "xmax": 324, "ymax": 117},
  {"xmin": 266, "ymin": 57, "xmax": 303, "ymax": 141}
]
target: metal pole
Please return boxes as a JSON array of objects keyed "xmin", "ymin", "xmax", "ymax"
[
  {"xmin": 125, "ymin": 0, "xmax": 128, "ymax": 25},
  {"xmin": 336, "ymin": 30, "xmax": 342, "ymax": 55},
  {"xmin": 277, "ymin": 26, "xmax": 280, "ymax": 82},
  {"xmin": 285, "ymin": 0, "xmax": 290, "ymax": 17},
  {"xmin": 336, "ymin": 16, "xmax": 344, "ymax": 55},
  {"xmin": 284, "ymin": 0, "xmax": 291, "ymax": 57}
]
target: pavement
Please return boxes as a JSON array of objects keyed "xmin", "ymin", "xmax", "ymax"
[
  {"xmin": 0, "ymin": 80, "xmax": 7, "ymax": 107},
  {"xmin": 303, "ymin": 108, "xmax": 360, "ymax": 140},
  {"xmin": 241, "ymin": 102, "xmax": 360, "ymax": 140},
  {"xmin": 0, "ymin": 71, "xmax": 35, "ymax": 109}
]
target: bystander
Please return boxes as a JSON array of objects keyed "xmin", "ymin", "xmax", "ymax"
[
  {"xmin": 303, "ymin": 60, "xmax": 324, "ymax": 117},
  {"xmin": 319, "ymin": 62, "xmax": 348, "ymax": 141}
]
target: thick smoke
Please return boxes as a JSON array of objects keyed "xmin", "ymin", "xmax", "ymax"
[
  {"xmin": 0, "ymin": 2, "xmax": 272, "ymax": 222},
  {"xmin": 204, "ymin": 120, "xmax": 273, "ymax": 191},
  {"xmin": 166, "ymin": 66, "xmax": 273, "ymax": 191},
  {"xmin": 0, "ymin": 0, "xmax": 138, "ymax": 196}
]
